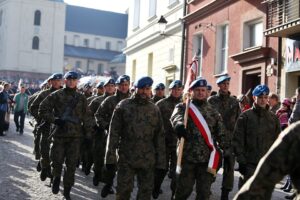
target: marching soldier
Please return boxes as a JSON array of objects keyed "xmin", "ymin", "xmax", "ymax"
[
  {"xmin": 152, "ymin": 83, "xmax": 166, "ymax": 103},
  {"xmin": 234, "ymin": 121, "xmax": 300, "ymax": 200},
  {"xmin": 39, "ymin": 71, "xmax": 93, "ymax": 200},
  {"xmin": 171, "ymin": 78, "xmax": 227, "ymax": 200},
  {"xmin": 233, "ymin": 85, "xmax": 281, "ymax": 188},
  {"xmin": 105, "ymin": 76, "xmax": 166, "ymax": 200},
  {"xmin": 88, "ymin": 78, "xmax": 115, "ymax": 186},
  {"xmin": 207, "ymin": 75, "xmax": 241, "ymax": 200},
  {"xmin": 30, "ymin": 73, "xmax": 63, "ymax": 181},
  {"xmin": 87, "ymin": 81, "xmax": 105, "ymax": 104},
  {"xmin": 94, "ymin": 74, "xmax": 131, "ymax": 197},
  {"xmin": 152, "ymin": 80, "xmax": 183, "ymax": 199}
]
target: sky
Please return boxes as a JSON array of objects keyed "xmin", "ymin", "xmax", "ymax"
[{"xmin": 64, "ymin": 0, "xmax": 130, "ymax": 13}]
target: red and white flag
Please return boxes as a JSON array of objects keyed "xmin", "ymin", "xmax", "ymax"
[
  {"xmin": 188, "ymin": 102, "xmax": 220, "ymax": 174},
  {"xmin": 183, "ymin": 54, "xmax": 198, "ymax": 93}
]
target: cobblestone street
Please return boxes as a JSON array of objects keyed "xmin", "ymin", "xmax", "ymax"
[{"xmin": 0, "ymin": 116, "xmax": 288, "ymax": 200}]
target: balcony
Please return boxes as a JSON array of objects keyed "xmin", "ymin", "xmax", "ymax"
[{"xmin": 264, "ymin": 0, "xmax": 300, "ymax": 37}]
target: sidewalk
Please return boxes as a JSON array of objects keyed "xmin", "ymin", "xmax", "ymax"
[{"xmin": 0, "ymin": 115, "xmax": 288, "ymax": 199}]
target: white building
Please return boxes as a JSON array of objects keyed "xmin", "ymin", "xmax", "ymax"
[
  {"xmin": 0, "ymin": 0, "xmax": 128, "ymax": 85},
  {"xmin": 124, "ymin": 0, "xmax": 184, "ymax": 88},
  {"xmin": 0, "ymin": 0, "xmax": 65, "ymax": 83}
]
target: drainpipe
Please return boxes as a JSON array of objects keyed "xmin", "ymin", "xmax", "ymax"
[
  {"xmin": 277, "ymin": 37, "xmax": 282, "ymax": 96},
  {"xmin": 180, "ymin": 1, "xmax": 187, "ymax": 81}
]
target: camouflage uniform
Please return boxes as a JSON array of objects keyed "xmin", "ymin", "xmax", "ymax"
[
  {"xmin": 233, "ymin": 104, "xmax": 281, "ymax": 187},
  {"xmin": 234, "ymin": 121, "xmax": 300, "ymax": 200},
  {"xmin": 39, "ymin": 87, "xmax": 92, "ymax": 188},
  {"xmin": 208, "ymin": 91, "xmax": 241, "ymax": 192},
  {"xmin": 94, "ymin": 90, "xmax": 130, "ymax": 186},
  {"xmin": 28, "ymin": 91, "xmax": 43, "ymax": 161},
  {"xmin": 170, "ymin": 100, "xmax": 228, "ymax": 200},
  {"xmin": 105, "ymin": 94, "xmax": 166, "ymax": 199},
  {"xmin": 153, "ymin": 95, "xmax": 181, "ymax": 195},
  {"xmin": 152, "ymin": 95, "xmax": 165, "ymax": 103},
  {"xmin": 88, "ymin": 92, "xmax": 111, "ymax": 183}
]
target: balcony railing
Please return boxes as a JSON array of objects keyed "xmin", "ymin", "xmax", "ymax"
[{"xmin": 264, "ymin": 0, "xmax": 300, "ymax": 36}]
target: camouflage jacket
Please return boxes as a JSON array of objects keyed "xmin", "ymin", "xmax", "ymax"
[
  {"xmin": 28, "ymin": 91, "xmax": 42, "ymax": 115},
  {"xmin": 95, "ymin": 90, "xmax": 130, "ymax": 130},
  {"xmin": 152, "ymin": 95, "xmax": 165, "ymax": 104},
  {"xmin": 233, "ymin": 104, "xmax": 281, "ymax": 166},
  {"xmin": 156, "ymin": 95, "xmax": 181, "ymax": 147},
  {"xmin": 105, "ymin": 94, "xmax": 166, "ymax": 169},
  {"xmin": 39, "ymin": 87, "xmax": 93, "ymax": 138},
  {"xmin": 170, "ymin": 99, "xmax": 227, "ymax": 163},
  {"xmin": 87, "ymin": 95, "xmax": 97, "ymax": 105},
  {"xmin": 289, "ymin": 99, "xmax": 300, "ymax": 124},
  {"xmin": 30, "ymin": 87, "xmax": 57, "ymax": 121},
  {"xmin": 208, "ymin": 91, "xmax": 240, "ymax": 141},
  {"xmin": 234, "ymin": 122, "xmax": 300, "ymax": 200},
  {"xmin": 88, "ymin": 93, "xmax": 110, "ymax": 115}
]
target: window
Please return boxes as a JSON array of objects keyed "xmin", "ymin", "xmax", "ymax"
[
  {"xmin": 148, "ymin": 53, "xmax": 153, "ymax": 76},
  {"xmin": 75, "ymin": 61, "xmax": 81, "ymax": 68},
  {"xmin": 64, "ymin": 35, "xmax": 67, "ymax": 44},
  {"xmin": 244, "ymin": 20, "xmax": 263, "ymax": 49},
  {"xmin": 98, "ymin": 63, "xmax": 104, "ymax": 75},
  {"xmin": 106, "ymin": 41, "xmax": 111, "ymax": 50},
  {"xmin": 193, "ymin": 34, "xmax": 203, "ymax": 76},
  {"xmin": 73, "ymin": 35, "xmax": 80, "ymax": 46},
  {"xmin": 0, "ymin": 10, "xmax": 3, "ymax": 26},
  {"xmin": 169, "ymin": 0, "xmax": 178, "ymax": 6},
  {"xmin": 84, "ymin": 39, "xmax": 89, "ymax": 47},
  {"xmin": 95, "ymin": 38, "xmax": 101, "ymax": 49},
  {"xmin": 133, "ymin": 0, "xmax": 140, "ymax": 29},
  {"xmin": 149, "ymin": 0, "xmax": 156, "ymax": 18},
  {"xmin": 169, "ymin": 48, "xmax": 174, "ymax": 63},
  {"xmin": 117, "ymin": 41, "xmax": 123, "ymax": 51},
  {"xmin": 215, "ymin": 24, "xmax": 228, "ymax": 74},
  {"xmin": 32, "ymin": 36, "xmax": 39, "ymax": 50},
  {"xmin": 34, "ymin": 10, "xmax": 41, "ymax": 26}
]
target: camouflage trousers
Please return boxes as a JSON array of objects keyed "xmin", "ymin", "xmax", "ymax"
[
  {"xmin": 33, "ymin": 126, "xmax": 41, "ymax": 160},
  {"xmin": 50, "ymin": 137, "xmax": 81, "ymax": 188},
  {"xmin": 221, "ymin": 154, "xmax": 235, "ymax": 191},
  {"xmin": 92, "ymin": 133, "xmax": 106, "ymax": 182},
  {"xmin": 40, "ymin": 129, "xmax": 51, "ymax": 169},
  {"xmin": 116, "ymin": 164, "xmax": 154, "ymax": 200},
  {"xmin": 175, "ymin": 161, "xmax": 214, "ymax": 200},
  {"xmin": 153, "ymin": 146, "xmax": 177, "ymax": 193},
  {"xmin": 238, "ymin": 164, "xmax": 256, "ymax": 189}
]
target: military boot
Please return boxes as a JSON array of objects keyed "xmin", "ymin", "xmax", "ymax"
[
  {"xmin": 63, "ymin": 186, "xmax": 72, "ymax": 200},
  {"xmin": 221, "ymin": 189, "xmax": 230, "ymax": 200},
  {"xmin": 36, "ymin": 161, "xmax": 41, "ymax": 172},
  {"xmin": 93, "ymin": 174, "xmax": 99, "ymax": 186},
  {"xmin": 52, "ymin": 177, "xmax": 60, "ymax": 194},
  {"xmin": 40, "ymin": 168, "xmax": 48, "ymax": 181},
  {"xmin": 101, "ymin": 184, "xmax": 114, "ymax": 198}
]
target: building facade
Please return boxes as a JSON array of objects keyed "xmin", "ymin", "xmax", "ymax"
[
  {"xmin": 184, "ymin": 0, "xmax": 279, "ymax": 96},
  {"xmin": 0, "ymin": 0, "xmax": 65, "ymax": 83},
  {"xmin": 124, "ymin": 0, "xmax": 185, "ymax": 88},
  {"xmin": 264, "ymin": 0, "xmax": 300, "ymax": 99}
]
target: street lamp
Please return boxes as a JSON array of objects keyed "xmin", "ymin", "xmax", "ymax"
[{"xmin": 158, "ymin": 15, "xmax": 168, "ymax": 35}]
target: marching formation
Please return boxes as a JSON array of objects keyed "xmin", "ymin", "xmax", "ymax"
[{"xmin": 0, "ymin": 71, "xmax": 300, "ymax": 200}]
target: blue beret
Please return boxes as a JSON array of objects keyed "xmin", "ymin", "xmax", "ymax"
[
  {"xmin": 96, "ymin": 81, "xmax": 105, "ymax": 88},
  {"xmin": 134, "ymin": 76, "xmax": 153, "ymax": 89},
  {"xmin": 83, "ymin": 82, "xmax": 92, "ymax": 89},
  {"xmin": 155, "ymin": 83, "xmax": 165, "ymax": 90},
  {"xmin": 216, "ymin": 75, "xmax": 231, "ymax": 84},
  {"xmin": 116, "ymin": 75, "xmax": 130, "ymax": 84},
  {"xmin": 48, "ymin": 73, "xmax": 63, "ymax": 81},
  {"xmin": 104, "ymin": 78, "xmax": 115, "ymax": 86},
  {"xmin": 252, "ymin": 85, "xmax": 269, "ymax": 96},
  {"xmin": 64, "ymin": 71, "xmax": 79, "ymax": 79},
  {"xmin": 207, "ymin": 84, "xmax": 212, "ymax": 90},
  {"xmin": 189, "ymin": 78, "xmax": 207, "ymax": 90},
  {"xmin": 169, "ymin": 80, "xmax": 183, "ymax": 89}
]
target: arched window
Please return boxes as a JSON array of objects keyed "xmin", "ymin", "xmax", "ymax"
[
  {"xmin": 34, "ymin": 10, "xmax": 41, "ymax": 26},
  {"xmin": 32, "ymin": 36, "xmax": 39, "ymax": 50}
]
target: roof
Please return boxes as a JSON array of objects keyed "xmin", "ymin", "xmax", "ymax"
[
  {"xmin": 110, "ymin": 54, "xmax": 126, "ymax": 64},
  {"xmin": 65, "ymin": 5, "xmax": 128, "ymax": 38},
  {"xmin": 64, "ymin": 45, "xmax": 121, "ymax": 61}
]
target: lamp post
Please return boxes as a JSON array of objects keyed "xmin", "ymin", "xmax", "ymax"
[{"xmin": 158, "ymin": 15, "xmax": 168, "ymax": 35}]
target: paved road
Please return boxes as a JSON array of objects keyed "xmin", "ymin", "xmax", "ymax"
[{"xmin": 0, "ymin": 116, "xmax": 289, "ymax": 199}]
